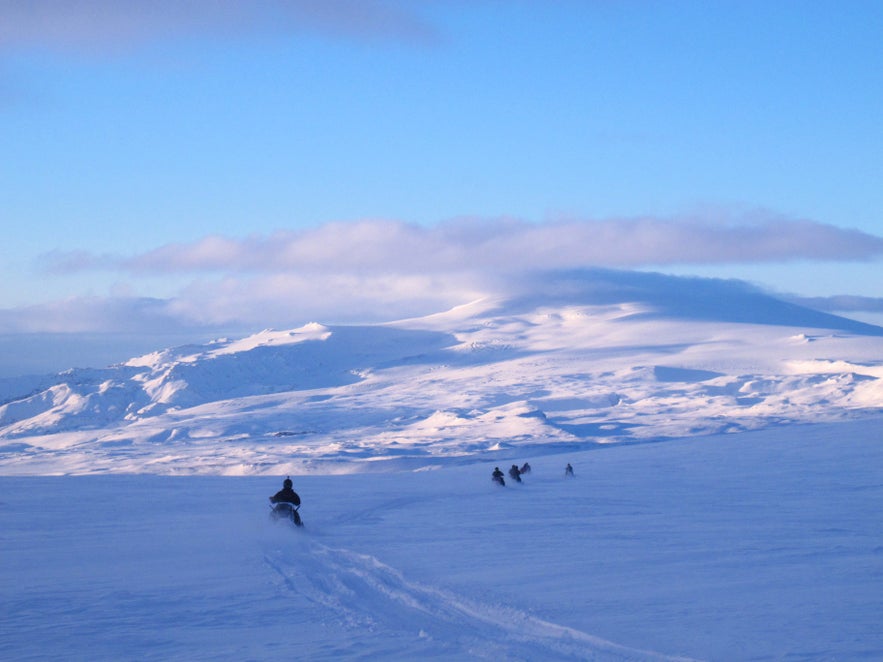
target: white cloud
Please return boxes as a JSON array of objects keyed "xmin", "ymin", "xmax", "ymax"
[
  {"xmin": 0, "ymin": 296, "xmax": 186, "ymax": 334},
  {"xmin": 165, "ymin": 271, "xmax": 486, "ymax": 327},
  {"xmin": 41, "ymin": 214, "xmax": 883, "ymax": 277},
  {"xmin": 10, "ymin": 213, "xmax": 883, "ymax": 339},
  {"xmin": 0, "ymin": 272, "xmax": 484, "ymax": 334}
]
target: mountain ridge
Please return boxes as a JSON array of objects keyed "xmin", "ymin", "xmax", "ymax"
[{"xmin": 1, "ymin": 271, "xmax": 882, "ymax": 474}]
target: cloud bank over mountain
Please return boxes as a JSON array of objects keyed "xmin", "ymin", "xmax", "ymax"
[
  {"xmin": 41, "ymin": 214, "xmax": 883, "ymax": 275},
  {"xmin": 4, "ymin": 214, "xmax": 881, "ymax": 336},
  {"xmin": 2, "ymin": 214, "xmax": 882, "ymax": 379}
]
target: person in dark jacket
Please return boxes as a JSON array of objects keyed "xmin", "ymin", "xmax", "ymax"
[
  {"xmin": 508, "ymin": 464, "xmax": 522, "ymax": 483},
  {"xmin": 492, "ymin": 467, "xmax": 506, "ymax": 486},
  {"xmin": 269, "ymin": 477, "xmax": 303, "ymax": 526},
  {"xmin": 565, "ymin": 463, "xmax": 574, "ymax": 477},
  {"xmin": 270, "ymin": 477, "xmax": 301, "ymax": 506}
]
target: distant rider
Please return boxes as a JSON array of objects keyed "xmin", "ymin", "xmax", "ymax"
[
  {"xmin": 509, "ymin": 464, "xmax": 522, "ymax": 483},
  {"xmin": 492, "ymin": 467, "xmax": 506, "ymax": 486}
]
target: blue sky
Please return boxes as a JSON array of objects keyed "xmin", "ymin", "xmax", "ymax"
[{"xmin": 1, "ymin": 1, "xmax": 882, "ymax": 373}]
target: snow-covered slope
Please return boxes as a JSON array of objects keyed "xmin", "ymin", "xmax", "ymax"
[
  {"xmin": 1, "ymin": 271, "xmax": 881, "ymax": 475},
  {"xmin": 2, "ymin": 420, "xmax": 882, "ymax": 660}
]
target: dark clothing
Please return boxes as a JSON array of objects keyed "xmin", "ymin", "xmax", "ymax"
[
  {"xmin": 270, "ymin": 486, "xmax": 301, "ymax": 506},
  {"xmin": 565, "ymin": 463, "xmax": 574, "ymax": 477},
  {"xmin": 520, "ymin": 462, "xmax": 531, "ymax": 474},
  {"xmin": 509, "ymin": 465, "xmax": 522, "ymax": 483},
  {"xmin": 492, "ymin": 468, "xmax": 506, "ymax": 486}
]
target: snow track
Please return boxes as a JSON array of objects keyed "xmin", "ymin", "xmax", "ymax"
[{"xmin": 263, "ymin": 540, "xmax": 694, "ymax": 661}]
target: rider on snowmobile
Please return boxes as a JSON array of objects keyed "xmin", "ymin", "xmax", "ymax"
[
  {"xmin": 270, "ymin": 477, "xmax": 301, "ymax": 506},
  {"xmin": 269, "ymin": 477, "xmax": 303, "ymax": 526}
]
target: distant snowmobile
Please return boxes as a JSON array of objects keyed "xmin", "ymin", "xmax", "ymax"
[
  {"xmin": 269, "ymin": 501, "xmax": 304, "ymax": 528},
  {"xmin": 492, "ymin": 467, "xmax": 506, "ymax": 486}
]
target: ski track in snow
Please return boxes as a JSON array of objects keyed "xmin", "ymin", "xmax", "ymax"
[{"xmin": 262, "ymin": 539, "xmax": 695, "ymax": 662}]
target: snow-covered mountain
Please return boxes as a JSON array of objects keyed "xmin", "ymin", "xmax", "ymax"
[
  {"xmin": 4, "ymin": 271, "xmax": 883, "ymax": 661},
  {"xmin": 1, "ymin": 270, "xmax": 881, "ymax": 475}
]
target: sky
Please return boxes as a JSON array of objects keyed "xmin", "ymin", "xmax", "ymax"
[{"xmin": 1, "ymin": 0, "xmax": 883, "ymax": 374}]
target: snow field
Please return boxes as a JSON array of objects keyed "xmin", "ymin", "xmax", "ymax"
[{"xmin": 2, "ymin": 417, "xmax": 881, "ymax": 660}]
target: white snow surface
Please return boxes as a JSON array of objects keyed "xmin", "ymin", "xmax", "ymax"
[
  {"xmin": 2, "ymin": 423, "xmax": 882, "ymax": 660},
  {"xmin": 1, "ymin": 274, "xmax": 883, "ymax": 659}
]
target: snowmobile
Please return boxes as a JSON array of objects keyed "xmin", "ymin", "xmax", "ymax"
[{"xmin": 269, "ymin": 501, "xmax": 304, "ymax": 528}]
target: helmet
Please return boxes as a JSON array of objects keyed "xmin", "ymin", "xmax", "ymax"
[{"xmin": 283, "ymin": 478, "xmax": 293, "ymax": 489}]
